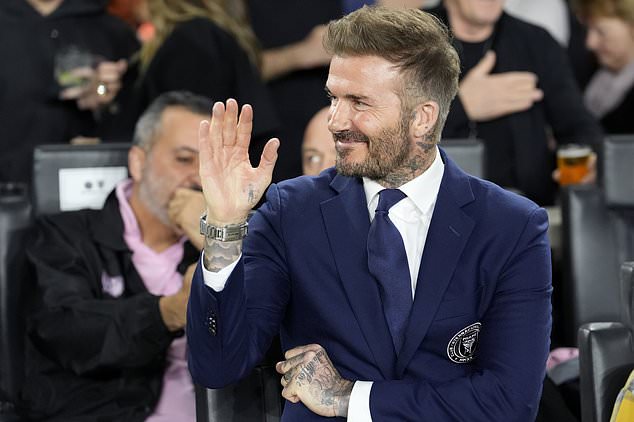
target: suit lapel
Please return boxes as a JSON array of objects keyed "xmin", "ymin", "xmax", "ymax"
[
  {"xmin": 396, "ymin": 152, "xmax": 476, "ymax": 376},
  {"xmin": 321, "ymin": 174, "xmax": 396, "ymax": 379}
]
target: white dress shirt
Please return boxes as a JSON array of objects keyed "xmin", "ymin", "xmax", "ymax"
[{"xmin": 203, "ymin": 147, "xmax": 445, "ymax": 421}]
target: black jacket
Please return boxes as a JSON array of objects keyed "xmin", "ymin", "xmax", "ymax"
[
  {"xmin": 22, "ymin": 191, "xmax": 198, "ymax": 421},
  {"xmin": 129, "ymin": 17, "xmax": 279, "ymax": 165},
  {"xmin": 599, "ymin": 84, "xmax": 634, "ymax": 135},
  {"xmin": 429, "ymin": 6, "xmax": 603, "ymax": 205},
  {"xmin": 0, "ymin": 0, "xmax": 138, "ymax": 183},
  {"xmin": 247, "ymin": 0, "xmax": 342, "ymax": 182}
]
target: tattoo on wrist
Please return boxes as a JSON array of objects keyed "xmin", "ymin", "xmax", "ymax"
[{"xmin": 203, "ymin": 237, "xmax": 242, "ymax": 272}]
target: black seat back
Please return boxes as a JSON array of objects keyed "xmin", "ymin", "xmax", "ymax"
[
  {"xmin": 32, "ymin": 143, "xmax": 130, "ymax": 216},
  {"xmin": 440, "ymin": 139, "xmax": 485, "ymax": 178},
  {"xmin": 578, "ymin": 262, "xmax": 634, "ymax": 422},
  {"xmin": 0, "ymin": 184, "xmax": 32, "ymax": 412},
  {"xmin": 561, "ymin": 136, "xmax": 634, "ymax": 345},
  {"xmin": 195, "ymin": 365, "xmax": 282, "ymax": 422}
]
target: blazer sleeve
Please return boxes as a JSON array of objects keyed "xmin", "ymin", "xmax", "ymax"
[
  {"xmin": 26, "ymin": 217, "xmax": 175, "ymax": 375},
  {"xmin": 187, "ymin": 183, "xmax": 290, "ymax": 388},
  {"xmin": 369, "ymin": 207, "xmax": 552, "ymax": 421}
]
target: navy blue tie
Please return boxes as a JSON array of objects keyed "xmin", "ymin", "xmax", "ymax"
[{"xmin": 367, "ymin": 189, "xmax": 412, "ymax": 354}]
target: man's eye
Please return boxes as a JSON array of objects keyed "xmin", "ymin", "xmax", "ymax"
[
  {"xmin": 304, "ymin": 154, "xmax": 323, "ymax": 165},
  {"xmin": 176, "ymin": 156, "xmax": 194, "ymax": 164}
]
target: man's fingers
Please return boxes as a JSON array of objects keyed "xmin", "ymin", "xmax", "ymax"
[
  {"xmin": 198, "ymin": 120, "xmax": 213, "ymax": 171},
  {"xmin": 257, "ymin": 138, "xmax": 280, "ymax": 177},
  {"xmin": 284, "ymin": 343, "xmax": 321, "ymax": 360},
  {"xmin": 209, "ymin": 102, "xmax": 225, "ymax": 152},
  {"xmin": 59, "ymin": 86, "xmax": 85, "ymax": 100},
  {"xmin": 236, "ymin": 104, "xmax": 254, "ymax": 148},
  {"xmin": 471, "ymin": 50, "xmax": 496, "ymax": 76},
  {"xmin": 223, "ymin": 98, "xmax": 239, "ymax": 146},
  {"xmin": 531, "ymin": 89, "xmax": 544, "ymax": 102},
  {"xmin": 276, "ymin": 353, "xmax": 306, "ymax": 375}
]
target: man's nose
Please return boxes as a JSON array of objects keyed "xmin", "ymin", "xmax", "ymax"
[{"xmin": 327, "ymin": 101, "xmax": 352, "ymax": 133}]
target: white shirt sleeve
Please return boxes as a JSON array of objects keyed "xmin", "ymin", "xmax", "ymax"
[
  {"xmin": 347, "ymin": 381, "xmax": 373, "ymax": 421},
  {"xmin": 200, "ymin": 252, "xmax": 241, "ymax": 292}
]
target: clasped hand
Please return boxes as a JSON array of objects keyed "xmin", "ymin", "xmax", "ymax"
[{"xmin": 276, "ymin": 344, "xmax": 353, "ymax": 418}]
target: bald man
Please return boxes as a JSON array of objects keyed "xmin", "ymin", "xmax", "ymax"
[{"xmin": 301, "ymin": 107, "xmax": 337, "ymax": 176}]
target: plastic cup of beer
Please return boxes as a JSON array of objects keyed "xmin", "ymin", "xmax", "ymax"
[{"xmin": 557, "ymin": 144, "xmax": 592, "ymax": 186}]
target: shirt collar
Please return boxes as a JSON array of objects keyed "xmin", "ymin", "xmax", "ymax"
[{"xmin": 362, "ymin": 146, "xmax": 444, "ymax": 217}]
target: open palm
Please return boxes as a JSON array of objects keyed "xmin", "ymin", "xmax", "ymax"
[{"xmin": 198, "ymin": 99, "xmax": 279, "ymax": 226}]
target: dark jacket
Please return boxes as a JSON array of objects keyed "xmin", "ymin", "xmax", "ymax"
[
  {"xmin": 130, "ymin": 17, "xmax": 279, "ymax": 165},
  {"xmin": 0, "ymin": 0, "xmax": 139, "ymax": 183},
  {"xmin": 247, "ymin": 0, "xmax": 342, "ymax": 182},
  {"xmin": 429, "ymin": 6, "xmax": 603, "ymax": 205},
  {"xmin": 22, "ymin": 191, "xmax": 198, "ymax": 421},
  {"xmin": 599, "ymin": 84, "xmax": 634, "ymax": 135}
]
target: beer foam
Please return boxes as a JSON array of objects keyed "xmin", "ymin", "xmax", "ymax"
[{"xmin": 557, "ymin": 145, "xmax": 592, "ymax": 159}]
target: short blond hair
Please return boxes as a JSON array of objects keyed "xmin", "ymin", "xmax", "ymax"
[{"xmin": 323, "ymin": 6, "xmax": 460, "ymax": 140}]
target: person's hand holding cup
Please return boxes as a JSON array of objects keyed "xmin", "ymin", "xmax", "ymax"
[{"xmin": 554, "ymin": 144, "xmax": 596, "ymax": 186}]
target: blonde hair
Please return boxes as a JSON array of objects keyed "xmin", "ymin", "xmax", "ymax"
[
  {"xmin": 572, "ymin": 0, "xmax": 634, "ymax": 23},
  {"xmin": 140, "ymin": 0, "xmax": 260, "ymax": 71},
  {"xmin": 324, "ymin": 6, "xmax": 460, "ymax": 141}
]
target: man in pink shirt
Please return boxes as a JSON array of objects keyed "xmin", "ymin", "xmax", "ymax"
[{"xmin": 23, "ymin": 91, "xmax": 208, "ymax": 421}]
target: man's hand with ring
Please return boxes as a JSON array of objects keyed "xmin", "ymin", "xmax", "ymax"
[
  {"xmin": 59, "ymin": 59, "xmax": 127, "ymax": 110},
  {"xmin": 96, "ymin": 83, "xmax": 108, "ymax": 97}
]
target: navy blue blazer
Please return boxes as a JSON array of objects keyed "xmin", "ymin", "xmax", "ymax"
[{"xmin": 187, "ymin": 150, "xmax": 552, "ymax": 421}]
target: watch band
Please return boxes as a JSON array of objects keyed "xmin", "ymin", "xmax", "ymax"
[{"xmin": 199, "ymin": 213, "xmax": 248, "ymax": 242}]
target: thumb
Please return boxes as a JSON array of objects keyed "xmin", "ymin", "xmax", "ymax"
[
  {"xmin": 471, "ymin": 51, "xmax": 496, "ymax": 76},
  {"xmin": 258, "ymin": 138, "xmax": 280, "ymax": 175},
  {"xmin": 116, "ymin": 59, "xmax": 128, "ymax": 74}
]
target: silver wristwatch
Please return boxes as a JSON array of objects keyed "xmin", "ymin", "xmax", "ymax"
[{"xmin": 199, "ymin": 213, "xmax": 248, "ymax": 242}]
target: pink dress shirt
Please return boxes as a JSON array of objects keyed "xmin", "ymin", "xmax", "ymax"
[{"xmin": 116, "ymin": 180, "xmax": 195, "ymax": 422}]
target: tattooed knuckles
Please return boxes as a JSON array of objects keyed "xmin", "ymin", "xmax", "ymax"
[{"xmin": 278, "ymin": 345, "xmax": 352, "ymax": 417}]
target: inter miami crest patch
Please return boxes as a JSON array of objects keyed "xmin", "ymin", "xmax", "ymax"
[{"xmin": 447, "ymin": 322, "xmax": 481, "ymax": 363}]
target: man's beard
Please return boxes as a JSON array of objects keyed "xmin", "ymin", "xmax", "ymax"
[
  {"xmin": 334, "ymin": 114, "xmax": 411, "ymax": 180},
  {"xmin": 138, "ymin": 164, "xmax": 172, "ymax": 227}
]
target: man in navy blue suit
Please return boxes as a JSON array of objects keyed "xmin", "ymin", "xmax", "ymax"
[{"xmin": 187, "ymin": 6, "xmax": 552, "ymax": 421}]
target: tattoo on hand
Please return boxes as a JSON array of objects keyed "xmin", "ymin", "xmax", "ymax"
[
  {"xmin": 295, "ymin": 350, "xmax": 353, "ymax": 417},
  {"xmin": 247, "ymin": 184, "xmax": 257, "ymax": 206}
]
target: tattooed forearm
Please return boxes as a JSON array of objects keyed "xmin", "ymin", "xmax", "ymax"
[{"xmin": 203, "ymin": 237, "xmax": 242, "ymax": 272}]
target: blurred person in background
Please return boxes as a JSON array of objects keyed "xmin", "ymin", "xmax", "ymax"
[
  {"xmin": 22, "ymin": 91, "xmax": 207, "ymax": 421},
  {"xmin": 428, "ymin": 0, "xmax": 603, "ymax": 206},
  {"xmin": 108, "ymin": 0, "xmax": 155, "ymax": 42},
  {"xmin": 503, "ymin": 0, "xmax": 599, "ymax": 91},
  {"xmin": 128, "ymin": 0, "xmax": 278, "ymax": 165},
  {"xmin": 0, "ymin": 0, "xmax": 138, "ymax": 184},
  {"xmin": 301, "ymin": 107, "xmax": 336, "ymax": 176},
  {"xmin": 572, "ymin": 0, "xmax": 634, "ymax": 134}
]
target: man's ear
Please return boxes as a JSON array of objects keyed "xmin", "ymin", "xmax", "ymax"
[
  {"xmin": 128, "ymin": 145, "xmax": 146, "ymax": 182},
  {"xmin": 410, "ymin": 100, "xmax": 440, "ymax": 139}
]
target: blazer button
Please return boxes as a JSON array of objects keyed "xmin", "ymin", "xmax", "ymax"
[{"xmin": 206, "ymin": 312, "xmax": 217, "ymax": 336}]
